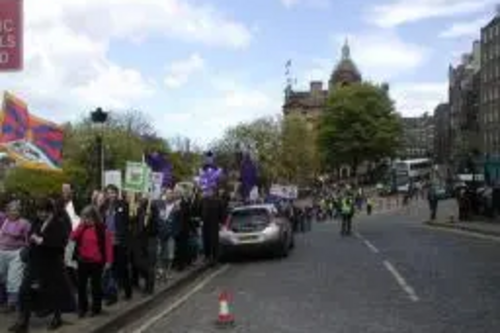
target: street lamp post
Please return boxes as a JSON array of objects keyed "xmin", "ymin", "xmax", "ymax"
[{"xmin": 90, "ymin": 107, "xmax": 109, "ymax": 189}]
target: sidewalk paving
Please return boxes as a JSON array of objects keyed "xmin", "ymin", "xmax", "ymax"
[
  {"xmin": 419, "ymin": 199, "xmax": 500, "ymax": 238},
  {"xmin": 425, "ymin": 220, "xmax": 500, "ymax": 238},
  {"xmin": 0, "ymin": 262, "xmax": 210, "ymax": 333}
]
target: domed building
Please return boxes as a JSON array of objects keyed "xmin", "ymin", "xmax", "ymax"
[
  {"xmin": 282, "ymin": 40, "xmax": 364, "ymax": 179},
  {"xmin": 283, "ymin": 40, "xmax": 362, "ymax": 125},
  {"xmin": 329, "ymin": 41, "xmax": 362, "ymax": 89}
]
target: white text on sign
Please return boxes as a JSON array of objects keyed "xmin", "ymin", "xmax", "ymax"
[{"xmin": 0, "ymin": 19, "xmax": 17, "ymax": 64}]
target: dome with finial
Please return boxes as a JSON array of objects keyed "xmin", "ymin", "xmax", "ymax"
[{"xmin": 329, "ymin": 39, "xmax": 362, "ymax": 88}]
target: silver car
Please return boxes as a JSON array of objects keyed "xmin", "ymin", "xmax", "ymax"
[{"xmin": 219, "ymin": 204, "xmax": 294, "ymax": 259}]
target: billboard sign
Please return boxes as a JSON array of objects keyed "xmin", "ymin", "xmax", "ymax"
[{"xmin": 0, "ymin": 0, "xmax": 22, "ymax": 71}]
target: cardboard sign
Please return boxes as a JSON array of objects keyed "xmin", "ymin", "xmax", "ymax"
[{"xmin": 124, "ymin": 162, "xmax": 148, "ymax": 193}]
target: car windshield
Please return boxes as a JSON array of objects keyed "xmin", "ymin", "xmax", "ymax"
[{"xmin": 230, "ymin": 208, "xmax": 270, "ymax": 226}]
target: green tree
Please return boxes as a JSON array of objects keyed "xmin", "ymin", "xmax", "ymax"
[
  {"xmin": 62, "ymin": 110, "xmax": 169, "ymax": 193},
  {"xmin": 318, "ymin": 82, "xmax": 401, "ymax": 177},
  {"xmin": 280, "ymin": 114, "xmax": 319, "ymax": 184},
  {"xmin": 212, "ymin": 117, "xmax": 282, "ymax": 187},
  {"xmin": 4, "ymin": 168, "xmax": 70, "ymax": 197}
]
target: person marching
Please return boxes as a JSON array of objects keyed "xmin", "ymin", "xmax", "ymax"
[
  {"xmin": 340, "ymin": 195, "xmax": 355, "ymax": 236},
  {"xmin": 100, "ymin": 185, "xmax": 132, "ymax": 304},
  {"xmin": 366, "ymin": 197, "xmax": 373, "ymax": 216}
]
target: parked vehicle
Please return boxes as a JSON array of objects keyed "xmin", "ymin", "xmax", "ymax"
[{"xmin": 219, "ymin": 204, "xmax": 294, "ymax": 260}]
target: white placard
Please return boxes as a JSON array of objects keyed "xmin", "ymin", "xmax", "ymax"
[
  {"xmin": 150, "ymin": 172, "xmax": 164, "ymax": 199},
  {"xmin": 270, "ymin": 184, "xmax": 298, "ymax": 199},
  {"xmin": 104, "ymin": 170, "xmax": 122, "ymax": 191},
  {"xmin": 249, "ymin": 186, "xmax": 259, "ymax": 201}
]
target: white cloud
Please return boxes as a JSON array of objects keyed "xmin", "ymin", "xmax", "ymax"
[
  {"xmin": 303, "ymin": 31, "xmax": 430, "ymax": 85},
  {"xmin": 299, "ymin": 31, "xmax": 446, "ymax": 118},
  {"xmin": 366, "ymin": 0, "xmax": 496, "ymax": 28},
  {"xmin": 164, "ymin": 54, "xmax": 205, "ymax": 88},
  {"xmin": 280, "ymin": 0, "xmax": 330, "ymax": 8},
  {"xmin": 162, "ymin": 79, "xmax": 281, "ymax": 146},
  {"xmin": 281, "ymin": 0, "xmax": 300, "ymax": 7},
  {"xmin": 439, "ymin": 16, "xmax": 490, "ymax": 38},
  {"xmin": 391, "ymin": 82, "xmax": 448, "ymax": 116},
  {"xmin": 0, "ymin": 0, "xmax": 252, "ymax": 122}
]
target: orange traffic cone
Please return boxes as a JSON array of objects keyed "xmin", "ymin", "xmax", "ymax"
[{"xmin": 216, "ymin": 291, "xmax": 235, "ymax": 327}]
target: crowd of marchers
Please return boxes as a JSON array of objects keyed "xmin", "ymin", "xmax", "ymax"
[{"xmin": 0, "ymin": 183, "xmax": 229, "ymax": 333}]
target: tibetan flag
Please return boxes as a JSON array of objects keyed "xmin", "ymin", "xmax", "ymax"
[
  {"xmin": 29, "ymin": 115, "xmax": 64, "ymax": 168},
  {"xmin": 0, "ymin": 92, "xmax": 29, "ymax": 143}
]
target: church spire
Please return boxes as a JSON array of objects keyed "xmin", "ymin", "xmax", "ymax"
[{"xmin": 341, "ymin": 38, "xmax": 350, "ymax": 60}]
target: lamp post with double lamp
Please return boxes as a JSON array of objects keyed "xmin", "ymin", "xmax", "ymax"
[{"xmin": 90, "ymin": 107, "xmax": 109, "ymax": 189}]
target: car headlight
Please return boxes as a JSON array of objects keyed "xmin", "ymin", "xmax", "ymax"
[{"xmin": 262, "ymin": 223, "xmax": 280, "ymax": 238}]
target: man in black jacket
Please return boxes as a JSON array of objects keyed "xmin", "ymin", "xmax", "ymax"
[
  {"xmin": 101, "ymin": 185, "xmax": 132, "ymax": 304},
  {"xmin": 133, "ymin": 197, "xmax": 160, "ymax": 294},
  {"xmin": 173, "ymin": 187, "xmax": 195, "ymax": 271},
  {"xmin": 200, "ymin": 193, "xmax": 224, "ymax": 265}
]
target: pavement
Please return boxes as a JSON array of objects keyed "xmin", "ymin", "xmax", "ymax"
[
  {"xmin": 0, "ymin": 261, "xmax": 209, "ymax": 333},
  {"xmin": 412, "ymin": 198, "xmax": 500, "ymax": 238},
  {"xmin": 127, "ymin": 211, "xmax": 500, "ymax": 333}
]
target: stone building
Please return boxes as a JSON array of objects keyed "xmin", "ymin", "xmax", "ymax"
[
  {"xmin": 399, "ymin": 113, "xmax": 435, "ymax": 159},
  {"xmin": 282, "ymin": 41, "xmax": 363, "ymax": 179},
  {"xmin": 448, "ymin": 40, "xmax": 481, "ymax": 167},
  {"xmin": 480, "ymin": 13, "xmax": 500, "ymax": 156},
  {"xmin": 433, "ymin": 103, "xmax": 451, "ymax": 164}
]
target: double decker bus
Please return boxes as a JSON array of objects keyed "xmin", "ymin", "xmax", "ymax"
[{"xmin": 392, "ymin": 158, "xmax": 432, "ymax": 193}]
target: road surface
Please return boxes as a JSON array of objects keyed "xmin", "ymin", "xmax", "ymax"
[{"xmin": 132, "ymin": 209, "xmax": 500, "ymax": 332}]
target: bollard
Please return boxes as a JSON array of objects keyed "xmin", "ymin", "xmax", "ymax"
[{"xmin": 449, "ymin": 215, "xmax": 455, "ymax": 223}]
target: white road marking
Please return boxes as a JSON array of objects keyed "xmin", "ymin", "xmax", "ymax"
[
  {"xmin": 383, "ymin": 260, "xmax": 419, "ymax": 302},
  {"xmin": 131, "ymin": 264, "xmax": 230, "ymax": 333},
  {"xmin": 362, "ymin": 239, "xmax": 380, "ymax": 254},
  {"xmin": 355, "ymin": 232, "xmax": 380, "ymax": 254}
]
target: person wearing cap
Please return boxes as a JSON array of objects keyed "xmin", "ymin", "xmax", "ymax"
[{"xmin": 0, "ymin": 201, "xmax": 31, "ymax": 313}]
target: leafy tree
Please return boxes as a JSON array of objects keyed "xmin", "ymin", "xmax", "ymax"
[
  {"xmin": 318, "ymin": 82, "xmax": 402, "ymax": 177},
  {"xmin": 4, "ymin": 168, "xmax": 70, "ymax": 197},
  {"xmin": 211, "ymin": 117, "xmax": 282, "ymax": 187},
  {"xmin": 280, "ymin": 114, "xmax": 319, "ymax": 184},
  {"xmin": 62, "ymin": 110, "xmax": 169, "ymax": 192}
]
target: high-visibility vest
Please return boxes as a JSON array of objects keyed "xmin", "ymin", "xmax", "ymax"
[{"xmin": 341, "ymin": 199, "xmax": 351, "ymax": 214}]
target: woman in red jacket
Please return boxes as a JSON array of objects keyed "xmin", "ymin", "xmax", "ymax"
[{"xmin": 71, "ymin": 205, "xmax": 113, "ymax": 317}]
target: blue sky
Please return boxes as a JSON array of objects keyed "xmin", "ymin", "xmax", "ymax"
[{"xmin": 1, "ymin": 0, "xmax": 497, "ymax": 147}]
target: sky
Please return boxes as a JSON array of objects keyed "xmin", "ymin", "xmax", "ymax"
[{"xmin": 0, "ymin": 0, "xmax": 497, "ymax": 147}]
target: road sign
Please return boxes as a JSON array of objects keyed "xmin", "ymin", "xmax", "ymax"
[{"xmin": 0, "ymin": 0, "xmax": 23, "ymax": 71}]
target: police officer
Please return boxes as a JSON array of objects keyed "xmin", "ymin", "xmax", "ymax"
[{"xmin": 340, "ymin": 195, "xmax": 355, "ymax": 236}]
